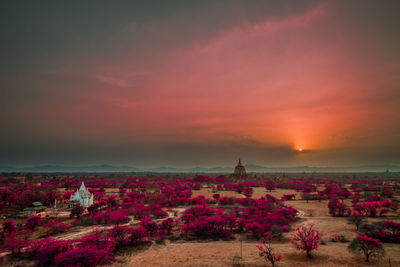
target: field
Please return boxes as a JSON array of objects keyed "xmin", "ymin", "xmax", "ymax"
[{"xmin": 0, "ymin": 174, "xmax": 399, "ymax": 267}]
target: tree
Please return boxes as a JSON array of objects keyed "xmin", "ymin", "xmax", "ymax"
[
  {"xmin": 62, "ymin": 190, "xmax": 73, "ymax": 200},
  {"xmin": 265, "ymin": 180, "xmax": 276, "ymax": 192},
  {"xmin": 70, "ymin": 204, "xmax": 84, "ymax": 219},
  {"xmin": 2, "ymin": 219, "xmax": 17, "ymax": 236},
  {"xmin": 347, "ymin": 212, "xmax": 366, "ymax": 231},
  {"xmin": 256, "ymin": 232, "xmax": 282, "ymax": 267},
  {"xmin": 291, "ymin": 223, "xmax": 323, "ymax": 259},
  {"xmin": 25, "ymin": 216, "xmax": 42, "ymax": 231},
  {"xmin": 328, "ymin": 199, "xmax": 350, "ymax": 217},
  {"xmin": 348, "ymin": 234, "xmax": 384, "ymax": 262},
  {"xmin": 243, "ymin": 187, "xmax": 253, "ymax": 198}
]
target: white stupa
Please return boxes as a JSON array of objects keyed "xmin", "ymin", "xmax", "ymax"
[{"xmin": 70, "ymin": 181, "xmax": 94, "ymax": 207}]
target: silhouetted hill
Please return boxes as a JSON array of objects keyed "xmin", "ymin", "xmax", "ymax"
[{"xmin": 1, "ymin": 164, "xmax": 400, "ymax": 173}]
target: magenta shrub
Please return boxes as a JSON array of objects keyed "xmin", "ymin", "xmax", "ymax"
[
  {"xmin": 106, "ymin": 209, "xmax": 130, "ymax": 225},
  {"xmin": 159, "ymin": 218, "xmax": 174, "ymax": 236},
  {"xmin": 26, "ymin": 238, "xmax": 71, "ymax": 266},
  {"xmin": 4, "ymin": 237, "xmax": 30, "ymax": 256},
  {"xmin": 78, "ymin": 233, "xmax": 115, "ymax": 250},
  {"xmin": 2, "ymin": 219, "xmax": 17, "ymax": 236},
  {"xmin": 109, "ymin": 225, "xmax": 133, "ymax": 248},
  {"xmin": 46, "ymin": 220, "xmax": 69, "ymax": 235},
  {"xmin": 129, "ymin": 227, "xmax": 148, "ymax": 245},
  {"xmin": 54, "ymin": 246, "xmax": 114, "ymax": 267},
  {"xmin": 353, "ymin": 200, "xmax": 394, "ymax": 217},
  {"xmin": 140, "ymin": 217, "xmax": 158, "ymax": 236},
  {"xmin": 70, "ymin": 204, "xmax": 84, "ymax": 218},
  {"xmin": 25, "ymin": 215, "xmax": 42, "ymax": 231},
  {"xmin": 328, "ymin": 200, "xmax": 350, "ymax": 217}
]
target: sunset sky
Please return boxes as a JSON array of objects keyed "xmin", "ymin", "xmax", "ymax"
[{"xmin": 1, "ymin": 1, "xmax": 399, "ymax": 168}]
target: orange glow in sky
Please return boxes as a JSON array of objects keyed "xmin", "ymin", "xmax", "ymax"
[{"xmin": 1, "ymin": 1, "xmax": 400, "ymax": 167}]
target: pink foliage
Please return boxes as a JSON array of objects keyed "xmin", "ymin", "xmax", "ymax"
[
  {"xmin": 4, "ymin": 237, "xmax": 30, "ymax": 255},
  {"xmin": 2, "ymin": 219, "xmax": 17, "ymax": 235},
  {"xmin": 25, "ymin": 215, "xmax": 42, "ymax": 231},
  {"xmin": 256, "ymin": 232, "xmax": 282, "ymax": 267},
  {"xmin": 54, "ymin": 246, "xmax": 114, "ymax": 267},
  {"xmin": 46, "ymin": 220, "xmax": 69, "ymax": 235},
  {"xmin": 70, "ymin": 204, "xmax": 84, "ymax": 218},
  {"xmin": 26, "ymin": 238, "xmax": 71, "ymax": 266},
  {"xmin": 328, "ymin": 199, "xmax": 350, "ymax": 217},
  {"xmin": 291, "ymin": 223, "xmax": 323, "ymax": 258},
  {"xmin": 140, "ymin": 217, "xmax": 159, "ymax": 236}
]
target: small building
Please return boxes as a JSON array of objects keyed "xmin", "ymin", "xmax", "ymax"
[
  {"xmin": 70, "ymin": 182, "xmax": 94, "ymax": 207},
  {"xmin": 233, "ymin": 158, "xmax": 246, "ymax": 177},
  {"xmin": 23, "ymin": 202, "xmax": 47, "ymax": 216}
]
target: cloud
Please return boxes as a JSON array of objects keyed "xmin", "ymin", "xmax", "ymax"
[{"xmin": 1, "ymin": 1, "xmax": 400, "ymax": 166}]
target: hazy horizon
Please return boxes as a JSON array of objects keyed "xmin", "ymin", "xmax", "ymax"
[{"xmin": 1, "ymin": 1, "xmax": 400, "ymax": 168}]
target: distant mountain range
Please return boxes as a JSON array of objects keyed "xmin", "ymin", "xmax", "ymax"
[{"xmin": 0, "ymin": 164, "xmax": 399, "ymax": 173}]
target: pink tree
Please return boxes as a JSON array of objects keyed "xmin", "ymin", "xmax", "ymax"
[
  {"xmin": 25, "ymin": 215, "xmax": 42, "ymax": 231},
  {"xmin": 62, "ymin": 190, "xmax": 73, "ymax": 200},
  {"xmin": 243, "ymin": 187, "xmax": 254, "ymax": 198},
  {"xmin": 291, "ymin": 223, "xmax": 323, "ymax": 259},
  {"xmin": 2, "ymin": 219, "xmax": 17, "ymax": 236},
  {"xmin": 256, "ymin": 232, "xmax": 282, "ymax": 267},
  {"xmin": 70, "ymin": 204, "xmax": 84, "ymax": 218}
]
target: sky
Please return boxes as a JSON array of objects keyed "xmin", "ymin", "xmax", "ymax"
[{"xmin": 1, "ymin": 0, "xmax": 400, "ymax": 168}]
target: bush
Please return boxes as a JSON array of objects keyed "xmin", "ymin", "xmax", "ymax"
[
  {"xmin": 46, "ymin": 221, "xmax": 69, "ymax": 235},
  {"xmin": 26, "ymin": 238, "xmax": 71, "ymax": 266},
  {"xmin": 182, "ymin": 216, "xmax": 232, "ymax": 240},
  {"xmin": 70, "ymin": 204, "xmax": 84, "ymax": 218},
  {"xmin": 25, "ymin": 215, "xmax": 42, "ymax": 231},
  {"xmin": 2, "ymin": 219, "xmax": 17, "ymax": 236},
  {"xmin": 291, "ymin": 223, "xmax": 323, "ymax": 259},
  {"xmin": 54, "ymin": 246, "xmax": 114, "ymax": 267},
  {"xmin": 107, "ymin": 209, "xmax": 130, "ymax": 225},
  {"xmin": 109, "ymin": 225, "xmax": 133, "ymax": 248},
  {"xmin": 129, "ymin": 227, "xmax": 148, "ymax": 246},
  {"xmin": 140, "ymin": 217, "xmax": 159, "ymax": 236},
  {"xmin": 348, "ymin": 234, "xmax": 384, "ymax": 262},
  {"xmin": 328, "ymin": 200, "xmax": 350, "ymax": 217},
  {"xmin": 159, "ymin": 218, "xmax": 174, "ymax": 236},
  {"xmin": 78, "ymin": 233, "xmax": 115, "ymax": 250},
  {"xmin": 4, "ymin": 237, "xmax": 30, "ymax": 256},
  {"xmin": 329, "ymin": 233, "xmax": 348, "ymax": 243}
]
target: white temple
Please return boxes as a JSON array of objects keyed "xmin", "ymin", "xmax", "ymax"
[{"xmin": 70, "ymin": 182, "xmax": 94, "ymax": 207}]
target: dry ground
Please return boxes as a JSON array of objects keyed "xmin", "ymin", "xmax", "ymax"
[{"xmin": 113, "ymin": 187, "xmax": 400, "ymax": 267}]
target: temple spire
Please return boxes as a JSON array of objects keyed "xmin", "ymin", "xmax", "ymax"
[{"xmin": 233, "ymin": 158, "xmax": 246, "ymax": 177}]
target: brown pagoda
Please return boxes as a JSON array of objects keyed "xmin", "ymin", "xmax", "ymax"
[{"xmin": 233, "ymin": 158, "xmax": 246, "ymax": 176}]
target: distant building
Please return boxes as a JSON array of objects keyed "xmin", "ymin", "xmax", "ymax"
[
  {"xmin": 23, "ymin": 201, "xmax": 47, "ymax": 216},
  {"xmin": 70, "ymin": 182, "xmax": 94, "ymax": 207},
  {"xmin": 233, "ymin": 158, "xmax": 246, "ymax": 177}
]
